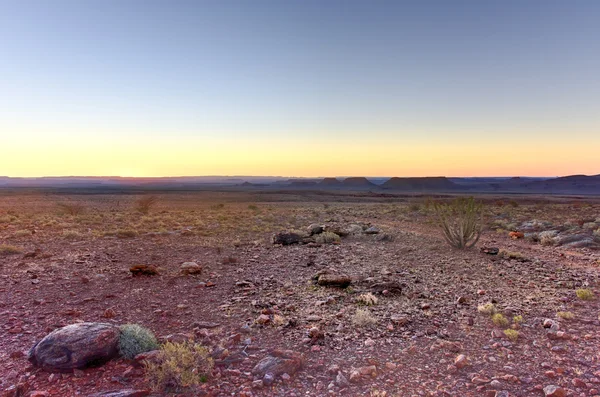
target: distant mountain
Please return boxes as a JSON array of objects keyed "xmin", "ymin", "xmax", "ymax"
[
  {"xmin": 382, "ymin": 177, "xmax": 458, "ymax": 191},
  {"xmin": 341, "ymin": 177, "xmax": 378, "ymax": 189},
  {"xmin": 0, "ymin": 174, "xmax": 598, "ymax": 194},
  {"xmin": 319, "ymin": 177, "xmax": 342, "ymax": 186}
]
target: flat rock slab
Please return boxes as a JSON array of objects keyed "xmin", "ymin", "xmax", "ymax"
[
  {"xmin": 252, "ymin": 349, "xmax": 304, "ymax": 379},
  {"xmin": 28, "ymin": 322, "xmax": 120, "ymax": 372}
]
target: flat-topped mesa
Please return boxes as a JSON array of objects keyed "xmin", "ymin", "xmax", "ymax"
[
  {"xmin": 381, "ymin": 176, "xmax": 458, "ymax": 191},
  {"xmin": 341, "ymin": 177, "xmax": 378, "ymax": 189},
  {"xmin": 319, "ymin": 177, "xmax": 342, "ymax": 186}
]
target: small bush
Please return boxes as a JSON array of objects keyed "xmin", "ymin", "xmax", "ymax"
[
  {"xmin": 144, "ymin": 341, "xmax": 213, "ymax": 392},
  {"xmin": 315, "ymin": 231, "xmax": 341, "ymax": 244},
  {"xmin": 432, "ymin": 197, "xmax": 483, "ymax": 249},
  {"xmin": 492, "ymin": 313, "xmax": 509, "ymax": 327},
  {"xmin": 356, "ymin": 293, "xmax": 379, "ymax": 306},
  {"xmin": 0, "ymin": 244, "xmax": 22, "ymax": 255},
  {"xmin": 576, "ymin": 289, "xmax": 595, "ymax": 300},
  {"xmin": 477, "ymin": 303, "xmax": 496, "ymax": 315},
  {"xmin": 135, "ymin": 196, "xmax": 159, "ymax": 214},
  {"xmin": 556, "ymin": 311, "xmax": 574, "ymax": 320},
  {"xmin": 57, "ymin": 202, "xmax": 85, "ymax": 216},
  {"xmin": 504, "ymin": 329, "xmax": 519, "ymax": 341},
  {"xmin": 118, "ymin": 324, "xmax": 159, "ymax": 359},
  {"xmin": 351, "ymin": 308, "xmax": 377, "ymax": 327},
  {"xmin": 513, "ymin": 315, "xmax": 523, "ymax": 324}
]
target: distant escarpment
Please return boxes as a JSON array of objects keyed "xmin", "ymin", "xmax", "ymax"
[{"xmin": 381, "ymin": 177, "xmax": 459, "ymax": 191}]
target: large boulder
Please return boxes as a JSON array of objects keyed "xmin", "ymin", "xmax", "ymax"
[{"xmin": 28, "ymin": 323, "xmax": 120, "ymax": 372}]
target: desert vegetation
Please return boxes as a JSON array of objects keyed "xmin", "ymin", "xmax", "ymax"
[{"xmin": 1, "ymin": 191, "xmax": 599, "ymax": 396}]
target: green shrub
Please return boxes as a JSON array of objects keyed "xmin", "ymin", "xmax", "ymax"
[
  {"xmin": 144, "ymin": 341, "xmax": 213, "ymax": 392},
  {"xmin": 512, "ymin": 315, "xmax": 523, "ymax": 324},
  {"xmin": 492, "ymin": 313, "xmax": 509, "ymax": 327},
  {"xmin": 504, "ymin": 329, "xmax": 519, "ymax": 341},
  {"xmin": 432, "ymin": 197, "xmax": 483, "ymax": 249},
  {"xmin": 118, "ymin": 324, "xmax": 159, "ymax": 359}
]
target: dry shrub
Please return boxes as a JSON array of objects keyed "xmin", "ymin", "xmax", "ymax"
[
  {"xmin": 576, "ymin": 289, "xmax": 594, "ymax": 300},
  {"xmin": 477, "ymin": 303, "xmax": 496, "ymax": 315},
  {"xmin": 0, "ymin": 244, "xmax": 22, "ymax": 255},
  {"xmin": 356, "ymin": 293, "xmax": 379, "ymax": 306},
  {"xmin": 144, "ymin": 341, "xmax": 213, "ymax": 392},
  {"xmin": 432, "ymin": 197, "xmax": 483, "ymax": 249},
  {"xmin": 57, "ymin": 202, "xmax": 85, "ymax": 216},
  {"xmin": 135, "ymin": 196, "xmax": 159, "ymax": 214},
  {"xmin": 504, "ymin": 329, "xmax": 519, "ymax": 341},
  {"xmin": 492, "ymin": 313, "xmax": 509, "ymax": 327},
  {"xmin": 315, "ymin": 231, "xmax": 341, "ymax": 244},
  {"xmin": 351, "ymin": 308, "xmax": 377, "ymax": 327}
]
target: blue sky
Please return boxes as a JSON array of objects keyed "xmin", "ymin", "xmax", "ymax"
[{"xmin": 1, "ymin": 1, "xmax": 599, "ymax": 176}]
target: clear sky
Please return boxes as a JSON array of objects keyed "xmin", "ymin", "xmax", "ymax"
[{"xmin": 1, "ymin": 0, "xmax": 599, "ymax": 177}]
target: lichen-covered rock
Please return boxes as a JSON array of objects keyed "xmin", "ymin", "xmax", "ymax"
[{"xmin": 28, "ymin": 323, "xmax": 120, "ymax": 372}]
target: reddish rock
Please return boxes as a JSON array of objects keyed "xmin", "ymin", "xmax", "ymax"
[
  {"xmin": 129, "ymin": 265, "xmax": 159, "ymax": 276},
  {"xmin": 317, "ymin": 274, "xmax": 351, "ymax": 288}
]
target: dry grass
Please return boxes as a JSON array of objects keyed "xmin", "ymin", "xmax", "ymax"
[
  {"xmin": 352, "ymin": 308, "xmax": 377, "ymax": 327},
  {"xmin": 576, "ymin": 289, "xmax": 595, "ymax": 300},
  {"xmin": 0, "ymin": 244, "xmax": 22, "ymax": 255}
]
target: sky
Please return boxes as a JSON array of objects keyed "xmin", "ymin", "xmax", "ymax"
[{"xmin": 1, "ymin": 0, "xmax": 599, "ymax": 178}]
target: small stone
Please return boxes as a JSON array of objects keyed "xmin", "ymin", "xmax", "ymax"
[
  {"xmin": 490, "ymin": 380, "xmax": 502, "ymax": 389},
  {"xmin": 103, "ymin": 308, "xmax": 116, "ymax": 319},
  {"xmin": 336, "ymin": 371, "xmax": 350, "ymax": 387},
  {"xmin": 180, "ymin": 262, "xmax": 202, "ymax": 275},
  {"xmin": 454, "ymin": 354, "xmax": 468, "ymax": 369},
  {"xmin": 252, "ymin": 380, "xmax": 263, "ymax": 388},
  {"xmin": 364, "ymin": 338, "xmax": 375, "ymax": 347},
  {"xmin": 543, "ymin": 385, "xmax": 566, "ymax": 397},
  {"xmin": 572, "ymin": 378, "xmax": 587, "ymax": 388}
]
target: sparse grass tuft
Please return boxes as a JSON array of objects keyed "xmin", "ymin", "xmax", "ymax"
[
  {"xmin": 144, "ymin": 341, "xmax": 213, "ymax": 392},
  {"xmin": 556, "ymin": 311, "xmax": 575, "ymax": 320},
  {"xmin": 498, "ymin": 249, "xmax": 526, "ymax": 261},
  {"xmin": 0, "ymin": 244, "xmax": 23, "ymax": 255},
  {"xmin": 477, "ymin": 303, "xmax": 496, "ymax": 315},
  {"xmin": 356, "ymin": 292, "xmax": 379, "ymax": 306},
  {"xmin": 576, "ymin": 288, "xmax": 595, "ymax": 300},
  {"xmin": 13, "ymin": 229, "xmax": 32, "ymax": 238},
  {"xmin": 504, "ymin": 329, "xmax": 519, "ymax": 341},
  {"xmin": 119, "ymin": 324, "xmax": 159, "ymax": 359},
  {"xmin": 62, "ymin": 230, "xmax": 83, "ymax": 239},
  {"xmin": 492, "ymin": 313, "xmax": 509, "ymax": 327},
  {"xmin": 351, "ymin": 308, "xmax": 377, "ymax": 327}
]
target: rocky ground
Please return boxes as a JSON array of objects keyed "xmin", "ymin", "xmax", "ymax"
[{"xmin": 1, "ymin": 192, "xmax": 600, "ymax": 397}]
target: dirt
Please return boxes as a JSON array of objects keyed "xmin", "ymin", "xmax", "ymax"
[{"xmin": 1, "ymin": 192, "xmax": 599, "ymax": 397}]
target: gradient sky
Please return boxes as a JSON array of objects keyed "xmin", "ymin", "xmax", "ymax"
[{"xmin": 1, "ymin": 0, "xmax": 599, "ymax": 177}]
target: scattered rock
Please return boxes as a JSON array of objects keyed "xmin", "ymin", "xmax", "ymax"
[
  {"xmin": 272, "ymin": 232, "xmax": 305, "ymax": 245},
  {"xmin": 317, "ymin": 274, "xmax": 351, "ymax": 288},
  {"xmin": 364, "ymin": 226, "xmax": 380, "ymax": 234},
  {"xmin": 543, "ymin": 385, "xmax": 566, "ymax": 397},
  {"xmin": 454, "ymin": 354, "xmax": 468, "ymax": 369},
  {"xmin": 129, "ymin": 265, "xmax": 159, "ymax": 276},
  {"xmin": 180, "ymin": 262, "xmax": 202, "ymax": 275},
  {"xmin": 28, "ymin": 323, "xmax": 120, "ymax": 372},
  {"xmin": 480, "ymin": 247, "xmax": 499, "ymax": 255},
  {"xmin": 307, "ymin": 224, "xmax": 324, "ymax": 235},
  {"xmin": 251, "ymin": 350, "xmax": 304, "ymax": 380}
]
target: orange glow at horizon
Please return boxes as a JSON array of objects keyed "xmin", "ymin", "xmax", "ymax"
[{"xmin": 2, "ymin": 133, "xmax": 598, "ymax": 178}]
